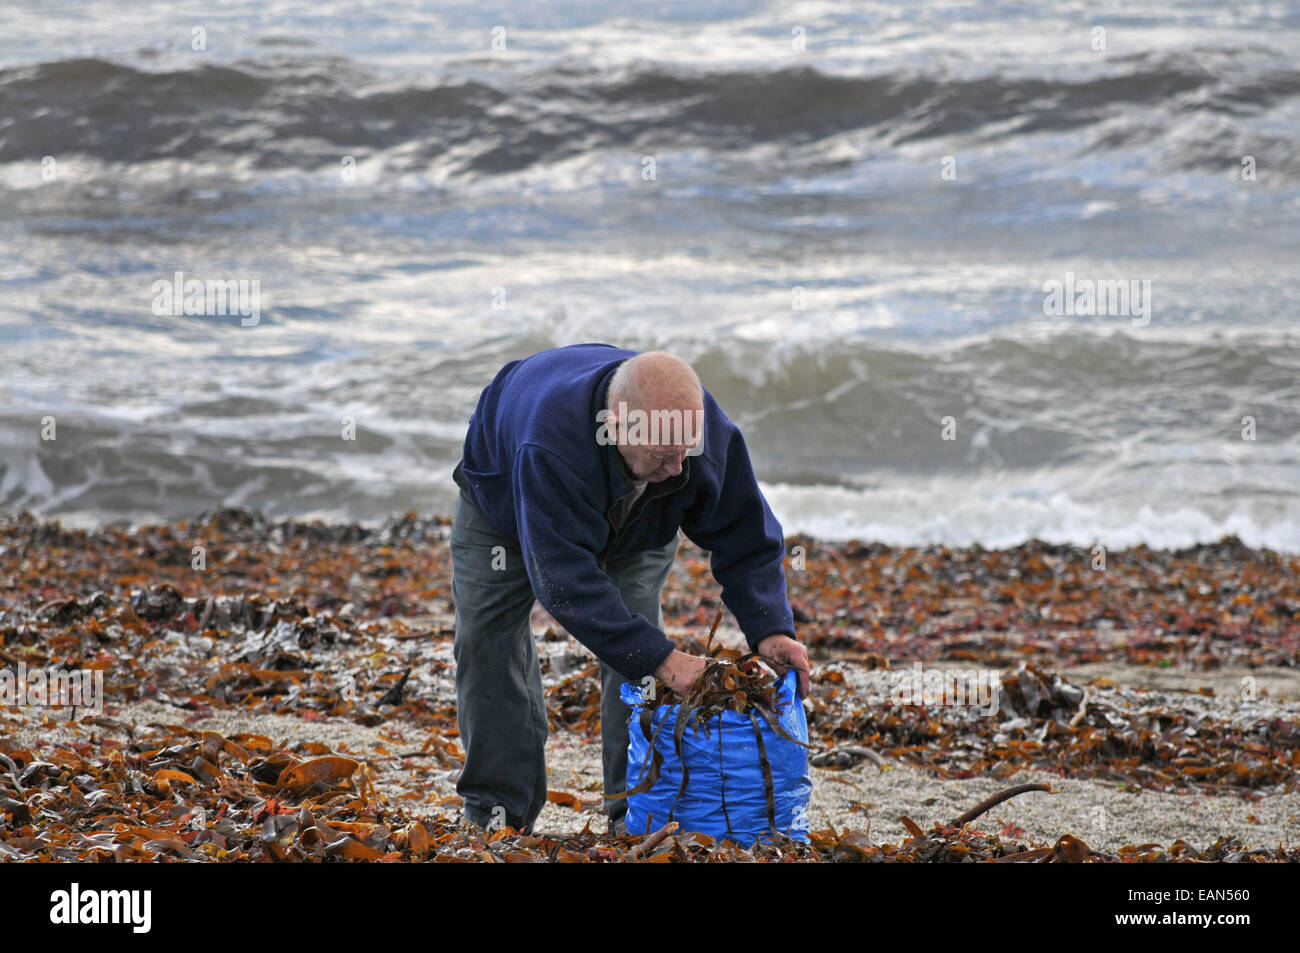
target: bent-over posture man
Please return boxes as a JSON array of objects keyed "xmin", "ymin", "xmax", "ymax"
[{"xmin": 450, "ymin": 343, "xmax": 809, "ymax": 834}]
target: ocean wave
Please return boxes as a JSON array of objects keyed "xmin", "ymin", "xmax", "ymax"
[
  {"xmin": 4, "ymin": 55, "xmax": 1297, "ymax": 176},
  {"xmin": 2, "ymin": 327, "xmax": 1296, "ymax": 549}
]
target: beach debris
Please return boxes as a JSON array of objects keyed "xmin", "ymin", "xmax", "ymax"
[
  {"xmin": 1, "ymin": 509, "xmax": 1296, "ymax": 861},
  {"xmin": 376, "ymin": 666, "xmax": 413, "ymax": 706},
  {"xmin": 5, "ymin": 719, "xmax": 1290, "ymax": 862},
  {"xmin": 810, "ymin": 745, "xmax": 885, "ymax": 769},
  {"xmin": 949, "ymin": 782, "xmax": 1053, "ymax": 827}
]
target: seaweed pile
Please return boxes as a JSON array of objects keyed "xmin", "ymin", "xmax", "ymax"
[
  {"xmin": 781, "ymin": 535, "xmax": 1300, "ymax": 669},
  {"xmin": 809, "ymin": 661, "xmax": 1299, "ymax": 796},
  {"xmin": 2, "ymin": 508, "xmax": 1297, "ymax": 862},
  {"xmin": 2, "ymin": 726, "xmax": 1292, "ymax": 862}
]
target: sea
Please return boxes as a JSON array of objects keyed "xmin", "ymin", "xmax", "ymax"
[{"xmin": 2, "ymin": 0, "xmax": 1298, "ymax": 549}]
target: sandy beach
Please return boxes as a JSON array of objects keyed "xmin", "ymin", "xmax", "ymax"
[{"xmin": 2, "ymin": 507, "xmax": 1296, "ymax": 861}]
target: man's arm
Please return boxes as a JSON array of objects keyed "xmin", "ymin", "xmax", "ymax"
[
  {"xmin": 682, "ymin": 422, "xmax": 809, "ymax": 696},
  {"xmin": 511, "ymin": 443, "xmax": 677, "ymax": 682}
]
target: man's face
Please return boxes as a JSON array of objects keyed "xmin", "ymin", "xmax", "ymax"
[{"xmin": 609, "ymin": 405, "xmax": 703, "ymax": 483}]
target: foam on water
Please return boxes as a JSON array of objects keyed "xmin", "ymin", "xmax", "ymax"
[{"xmin": 763, "ymin": 480, "xmax": 1300, "ymax": 552}]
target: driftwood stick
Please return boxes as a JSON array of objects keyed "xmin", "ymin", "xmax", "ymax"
[
  {"xmin": 628, "ymin": 821, "xmax": 679, "ymax": 859},
  {"xmin": 1068, "ymin": 687, "xmax": 1089, "ymax": 728},
  {"xmin": 950, "ymin": 783, "xmax": 1052, "ymax": 827}
]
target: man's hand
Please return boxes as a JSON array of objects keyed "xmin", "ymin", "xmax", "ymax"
[
  {"xmin": 756, "ymin": 634, "xmax": 810, "ymax": 698},
  {"xmin": 653, "ymin": 649, "xmax": 709, "ymax": 694}
]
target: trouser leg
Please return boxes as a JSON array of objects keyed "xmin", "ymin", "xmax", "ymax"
[
  {"xmin": 600, "ymin": 533, "xmax": 680, "ymax": 822},
  {"xmin": 450, "ymin": 492, "xmax": 549, "ymax": 834}
]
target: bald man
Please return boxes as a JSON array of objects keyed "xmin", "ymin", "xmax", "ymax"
[{"xmin": 449, "ymin": 343, "xmax": 808, "ymax": 834}]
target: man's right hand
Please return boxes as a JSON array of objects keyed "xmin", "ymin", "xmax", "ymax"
[{"xmin": 653, "ymin": 649, "xmax": 709, "ymax": 694}]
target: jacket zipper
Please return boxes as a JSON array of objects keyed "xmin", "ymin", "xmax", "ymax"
[{"xmin": 600, "ymin": 461, "xmax": 689, "ymax": 565}]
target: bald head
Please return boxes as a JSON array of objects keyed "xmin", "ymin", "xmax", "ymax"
[
  {"xmin": 607, "ymin": 351, "xmax": 703, "ymax": 415},
  {"xmin": 605, "ymin": 351, "xmax": 704, "ymax": 482}
]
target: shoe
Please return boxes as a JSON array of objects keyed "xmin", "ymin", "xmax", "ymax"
[{"xmin": 460, "ymin": 812, "xmax": 531, "ymax": 836}]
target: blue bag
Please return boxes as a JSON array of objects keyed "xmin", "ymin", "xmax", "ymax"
[{"xmin": 620, "ymin": 668, "xmax": 812, "ymax": 845}]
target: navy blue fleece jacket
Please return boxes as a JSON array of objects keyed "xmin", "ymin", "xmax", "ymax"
[{"xmin": 451, "ymin": 343, "xmax": 795, "ymax": 681}]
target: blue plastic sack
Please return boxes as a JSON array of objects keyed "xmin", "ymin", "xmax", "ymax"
[{"xmin": 620, "ymin": 668, "xmax": 812, "ymax": 845}]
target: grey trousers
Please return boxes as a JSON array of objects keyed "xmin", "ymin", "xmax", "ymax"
[{"xmin": 450, "ymin": 490, "xmax": 678, "ymax": 834}]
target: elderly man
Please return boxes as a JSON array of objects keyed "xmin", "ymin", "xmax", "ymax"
[{"xmin": 449, "ymin": 343, "xmax": 808, "ymax": 834}]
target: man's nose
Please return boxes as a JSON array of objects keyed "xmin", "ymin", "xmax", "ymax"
[{"xmin": 662, "ymin": 453, "xmax": 684, "ymax": 475}]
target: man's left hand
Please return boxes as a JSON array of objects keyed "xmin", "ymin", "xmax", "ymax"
[{"xmin": 755, "ymin": 634, "xmax": 810, "ymax": 699}]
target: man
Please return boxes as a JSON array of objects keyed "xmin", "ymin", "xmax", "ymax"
[{"xmin": 449, "ymin": 343, "xmax": 809, "ymax": 834}]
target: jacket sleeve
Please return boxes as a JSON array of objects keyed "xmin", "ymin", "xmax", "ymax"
[
  {"xmin": 682, "ymin": 424, "xmax": 796, "ymax": 651},
  {"xmin": 511, "ymin": 443, "xmax": 676, "ymax": 681}
]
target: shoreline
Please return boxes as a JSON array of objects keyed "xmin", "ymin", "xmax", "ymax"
[{"xmin": 9, "ymin": 505, "xmax": 1300, "ymax": 560}]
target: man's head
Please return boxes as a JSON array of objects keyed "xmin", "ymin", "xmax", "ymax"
[{"xmin": 604, "ymin": 351, "xmax": 704, "ymax": 483}]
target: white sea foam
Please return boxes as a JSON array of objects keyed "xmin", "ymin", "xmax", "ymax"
[{"xmin": 763, "ymin": 480, "xmax": 1300, "ymax": 552}]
